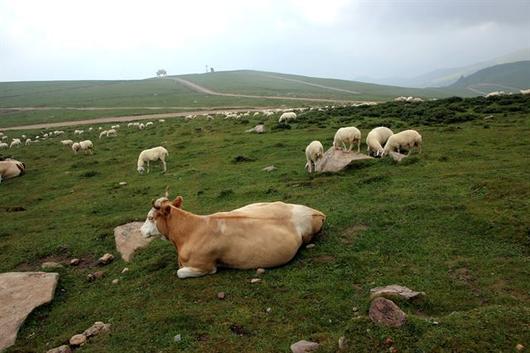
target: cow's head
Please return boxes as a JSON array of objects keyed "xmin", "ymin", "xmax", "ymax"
[{"xmin": 140, "ymin": 195, "xmax": 183, "ymax": 239}]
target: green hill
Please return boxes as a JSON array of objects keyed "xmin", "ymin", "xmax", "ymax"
[{"xmin": 451, "ymin": 61, "xmax": 530, "ymax": 94}]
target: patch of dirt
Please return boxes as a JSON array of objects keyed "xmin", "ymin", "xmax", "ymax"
[
  {"xmin": 312, "ymin": 255, "xmax": 336, "ymax": 263},
  {"xmin": 340, "ymin": 224, "xmax": 368, "ymax": 244},
  {"xmin": 449, "ymin": 267, "xmax": 483, "ymax": 298},
  {"xmin": 229, "ymin": 324, "xmax": 250, "ymax": 336}
]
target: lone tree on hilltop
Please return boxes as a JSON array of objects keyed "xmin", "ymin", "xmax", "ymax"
[{"xmin": 156, "ymin": 69, "xmax": 167, "ymax": 77}]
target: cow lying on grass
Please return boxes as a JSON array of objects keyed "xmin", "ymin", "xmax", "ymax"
[
  {"xmin": 141, "ymin": 195, "xmax": 326, "ymax": 279},
  {"xmin": 0, "ymin": 158, "xmax": 25, "ymax": 183}
]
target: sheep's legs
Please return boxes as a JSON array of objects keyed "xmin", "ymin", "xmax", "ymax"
[
  {"xmin": 146, "ymin": 161, "xmax": 150, "ymax": 173},
  {"xmin": 161, "ymin": 160, "xmax": 167, "ymax": 172},
  {"xmin": 357, "ymin": 141, "xmax": 360, "ymax": 153}
]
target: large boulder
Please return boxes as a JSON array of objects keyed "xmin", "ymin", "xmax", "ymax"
[
  {"xmin": 315, "ymin": 147, "xmax": 372, "ymax": 173},
  {"xmin": 0, "ymin": 272, "xmax": 59, "ymax": 351},
  {"xmin": 114, "ymin": 222, "xmax": 155, "ymax": 262}
]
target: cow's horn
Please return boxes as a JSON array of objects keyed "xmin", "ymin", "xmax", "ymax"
[{"xmin": 164, "ymin": 185, "xmax": 169, "ymax": 198}]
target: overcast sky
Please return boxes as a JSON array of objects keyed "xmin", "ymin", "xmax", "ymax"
[{"xmin": 0, "ymin": 0, "xmax": 529, "ymax": 82}]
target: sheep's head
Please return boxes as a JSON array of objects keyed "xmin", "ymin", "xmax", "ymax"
[
  {"xmin": 137, "ymin": 166, "xmax": 145, "ymax": 174},
  {"xmin": 140, "ymin": 195, "xmax": 184, "ymax": 239}
]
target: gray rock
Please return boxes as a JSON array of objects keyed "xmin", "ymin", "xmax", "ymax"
[
  {"xmin": 46, "ymin": 345, "xmax": 72, "ymax": 353},
  {"xmin": 262, "ymin": 165, "xmax": 276, "ymax": 172},
  {"xmin": 389, "ymin": 151, "xmax": 407, "ymax": 162},
  {"xmin": 250, "ymin": 278, "xmax": 261, "ymax": 284},
  {"xmin": 256, "ymin": 268, "xmax": 266, "ymax": 275},
  {"xmin": 370, "ymin": 284, "xmax": 425, "ymax": 300},
  {"xmin": 69, "ymin": 258, "xmax": 80, "ymax": 266},
  {"xmin": 114, "ymin": 222, "xmax": 156, "ymax": 262},
  {"xmin": 97, "ymin": 253, "xmax": 114, "ymax": 265},
  {"xmin": 174, "ymin": 334, "xmax": 182, "ymax": 342},
  {"xmin": 338, "ymin": 336, "xmax": 348, "ymax": 350},
  {"xmin": 217, "ymin": 292, "xmax": 225, "ymax": 300},
  {"xmin": 315, "ymin": 147, "xmax": 373, "ymax": 173},
  {"xmin": 69, "ymin": 333, "xmax": 87, "ymax": 346},
  {"xmin": 83, "ymin": 321, "xmax": 111, "ymax": 338},
  {"xmin": 0, "ymin": 272, "xmax": 59, "ymax": 351},
  {"xmin": 290, "ymin": 340, "xmax": 320, "ymax": 353},
  {"xmin": 369, "ymin": 297, "xmax": 407, "ymax": 327}
]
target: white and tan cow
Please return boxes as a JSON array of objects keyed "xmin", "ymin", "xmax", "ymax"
[
  {"xmin": 0, "ymin": 158, "xmax": 25, "ymax": 183},
  {"xmin": 141, "ymin": 196, "xmax": 326, "ymax": 278}
]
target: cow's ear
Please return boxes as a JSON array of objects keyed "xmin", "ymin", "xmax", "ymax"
[
  {"xmin": 161, "ymin": 204, "xmax": 172, "ymax": 216},
  {"xmin": 173, "ymin": 196, "xmax": 183, "ymax": 208}
]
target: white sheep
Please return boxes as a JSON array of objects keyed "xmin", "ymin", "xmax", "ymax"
[
  {"xmin": 43, "ymin": 133, "xmax": 49, "ymax": 138},
  {"xmin": 74, "ymin": 129, "xmax": 84, "ymax": 135},
  {"xmin": 145, "ymin": 122, "xmax": 154, "ymax": 127},
  {"xmin": 158, "ymin": 119, "xmax": 165, "ymax": 122},
  {"xmin": 382, "ymin": 130, "xmax": 422, "ymax": 156},
  {"xmin": 0, "ymin": 142, "xmax": 8, "ymax": 149},
  {"xmin": 485, "ymin": 91, "xmax": 506, "ymax": 98},
  {"xmin": 111, "ymin": 124, "xmax": 120, "ymax": 129},
  {"xmin": 138, "ymin": 123, "xmax": 145, "ymax": 130},
  {"xmin": 333, "ymin": 127, "xmax": 361, "ymax": 152},
  {"xmin": 305, "ymin": 140, "xmax": 324, "ymax": 173},
  {"xmin": 25, "ymin": 138, "xmax": 32, "ymax": 146},
  {"xmin": 21, "ymin": 134, "xmax": 27, "ymax": 139},
  {"xmin": 54, "ymin": 130, "xmax": 65, "ymax": 136},
  {"xmin": 106, "ymin": 128, "xmax": 117, "ymax": 137},
  {"xmin": 137, "ymin": 146, "xmax": 168, "ymax": 174},
  {"xmin": 72, "ymin": 140, "xmax": 94, "ymax": 155},
  {"xmin": 127, "ymin": 122, "xmax": 134, "ymax": 128},
  {"xmin": 99, "ymin": 130, "xmax": 108, "ymax": 139},
  {"xmin": 366, "ymin": 127, "xmax": 394, "ymax": 157},
  {"xmin": 61, "ymin": 140, "xmax": 74, "ymax": 146},
  {"xmin": 1, "ymin": 136, "xmax": 7, "ymax": 141},
  {"xmin": 10, "ymin": 139, "xmax": 21, "ymax": 148},
  {"xmin": 278, "ymin": 112, "xmax": 297, "ymax": 123},
  {"xmin": 88, "ymin": 127, "xmax": 93, "ymax": 132},
  {"xmin": 520, "ymin": 89, "xmax": 530, "ymax": 95}
]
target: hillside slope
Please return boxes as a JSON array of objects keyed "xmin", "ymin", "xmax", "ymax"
[{"xmin": 451, "ymin": 60, "xmax": 530, "ymax": 94}]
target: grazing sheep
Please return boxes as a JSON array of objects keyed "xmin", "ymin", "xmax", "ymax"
[
  {"xmin": 245, "ymin": 124, "xmax": 265, "ymax": 133},
  {"xmin": 158, "ymin": 119, "xmax": 165, "ymax": 122},
  {"xmin": 10, "ymin": 139, "xmax": 21, "ymax": 148},
  {"xmin": 43, "ymin": 133, "xmax": 49, "ymax": 138},
  {"xmin": 0, "ymin": 142, "xmax": 7, "ymax": 149},
  {"xmin": 278, "ymin": 112, "xmax": 297, "ymax": 123},
  {"xmin": 74, "ymin": 129, "xmax": 84, "ymax": 135},
  {"xmin": 127, "ymin": 122, "xmax": 134, "ymax": 128},
  {"xmin": 1, "ymin": 136, "xmax": 7, "ymax": 141},
  {"xmin": 61, "ymin": 139, "xmax": 74, "ymax": 146},
  {"xmin": 106, "ymin": 128, "xmax": 118, "ymax": 137},
  {"xmin": 520, "ymin": 89, "xmax": 530, "ymax": 95},
  {"xmin": 25, "ymin": 139, "xmax": 32, "ymax": 146},
  {"xmin": 137, "ymin": 146, "xmax": 168, "ymax": 174},
  {"xmin": 111, "ymin": 124, "xmax": 120, "ymax": 129},
  {"xmin": 485, "ymin": 91, "xmax": 507, "ymax": 98},
  {"xmin": 99, "ymin": 130, "xmax": 108, "ymax": 139},
  {"xmin": 305, "ymin": 140, "xmax": 324, "ymax": 173},
  {"xmin": 54, "ymin": 130, "xmax": 65, "ymax": 136},
  {"xmin": 382, "ymin": 130, "xmax": 422, "ymax": 156},
  {"xmin": 72, "ymin": 140, "xmax": 94, "ymax": 155},
  {"xmin": 21, "ymin": 134, "xmax": 27, "ymax": 139},
  {"xmin": 138, "ymin": 123, "xmax": 145, "ymax": 130},
  {"xmin": 0, "ymin": 158, "xmax": 25, "ymax": 183},
  {"xmin": 145, "ymin": 122, "xmax": 154, "ymax": 127},
  {"xmin": 333, "ymin": 127, "xmax": 361, "ymax": 152},
  {"xmin": 88, "ymin": 127, "xmax": 93, "ymax": 132},
  {"xmin": 366, "ymin": 127, "xmax": 394, "ymax": 157}
]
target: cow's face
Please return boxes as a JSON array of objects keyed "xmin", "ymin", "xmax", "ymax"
[{"xmin": 140, "ymin": 196, "xmax": 183, "ymax": 239}]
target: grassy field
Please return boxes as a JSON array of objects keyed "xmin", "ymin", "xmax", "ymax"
[{"xmin": 1, "ymin": 95, "xmax": 529, "ymax": 352}]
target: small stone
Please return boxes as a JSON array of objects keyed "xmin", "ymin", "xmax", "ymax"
[
  {"xmin": 250, "ymin": 278, "xmax": 261, "ymax": 284},
  {"xmin": 338, "ymin": 336, "xmax": 347, "ymax": 350},
  {"xmin": 69, "ymin": 334, "xmax": 87, "ymax": 346},
  {"xmin": 305, "ymin": 244, "xmax": 315, "ymax": 249},
  {"xmin": 290, "ymin": 340, "xmax": 320, "ymax": 353},
  {"xmin": 121, "ymin": 267, "xmax": 129, "ymax": 273},
  {"xmin": 97, "ymin": 253, "xmax": 114, "ymax": 265},
  {"xmin": 516, "ymin": 344, "xmax": 524, "ymax": 351},
  {"xmin": 370, "ymin": 284, "xmax": 425, "ymax": 301},
  {"xmin": 41, "ymin": 262, "xmax": 63, "ymax": 269},
  {"xmin": 217, "ymin": 292, "xmax": 225, "ymax": 300},
  {"xmin": 69, "ymin": 258, "xmax": 80, "ymax": 266},
  {"xmin": 262, "ymin": 165, "xmax": 276, "ymax": 172},
  {"xmin": 119, "ymin": 181, "xmax": 127, "ymax": 186},
  {"xmin": 369, "ymin": 297, "xmax": 407, "ymax": 327},
  {"xmin": 256, "ymin": 268, "xmax": 266, "ymax": 275},
  {"xmin": 352, "ymin": 307, "xmax": 359, "ymax": 312},
  {"xmin": 266, "ymin": 307, "xmax": 272, "ymax": 313},
  {"xmin": 174, "ymin": 334, "xmax": 182, "ymax": 342},
  {"xmin": 112, "ymin": 279, "xmax": 119, "ymax": 284},
  {"xmin": 83, "ymin": 321, "xmax": 111, "ymax": 337},
  {"xmin": 46, "ymin": 345, "xmax": 72, "ymax": 353},
  {"xmin": 88, "ymin": 271, "xmax": 105, "ymax": 281},
  {"xmin": 384, "ymin": 337, "xmax": 394, "ymax": 346}
]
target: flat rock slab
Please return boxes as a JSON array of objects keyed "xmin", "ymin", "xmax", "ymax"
[
  {"xmin": 0, "ymin": 272, "xmax": 58, "ymax": 351},
  {"xmin": 315, "ymin": 147, "xmax": 373, "ymax": 173},
  {"xmin": 114, "ymin": 222, "xmax": 155, "ymax": 262},
  {"xmin": 370, "ymin": 284, "xmax": 425, "ymax": 300}
]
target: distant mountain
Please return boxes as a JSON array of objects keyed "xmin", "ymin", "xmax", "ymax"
[
  {"xmin": 450, "ymin": 61, "xmax": 530, "ymax": 94},
  {"xmin": 364, "ymin": 48, "xmax": 530, "ymax": 88}
]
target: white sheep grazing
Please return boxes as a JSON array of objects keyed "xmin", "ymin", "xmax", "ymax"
[
  {"xmin": 127, "ymin": 122, "xmax": 134, "ymax": 128},
  {"xmin": 520, "ymin": 89, "xmax": 530, "ymax": 95},
  {"xmin": 43, "ymin": 133, "xmax": 49, "ymax": 138},
  {"xmin": 25, "ymin": 139, "xmax": 32, "ymax": 146},
  {"xmin": 138, "ymin": 123, "xmax": 145, "ymax": 130},
  {"xmin": 382, "ymin": 130, "xmax": 422, "ymax": 156},
  {"xmin": 305, "ymin": 140, "xmax": 324, "ymax": 173},
  {"xmin": 1, "ymin": 136, "xmax": 7, "ymax": 141},
  {"xmin": 158, "ymin": 119, "xmax": 165, "ymax": 122},
  {"xmin": 111, "ymin": 124, "xmax": 120, "ymax": 129},
  {"xmin": 366, "ymin": 127, "xmax": 394, "ymax": 157},
  {"xmin": 106, "ymin": 128, "xmax": 118, "ymax": 137},
  {"xmin": 72, "ymin": 140, "xmax": 94, "ymax": 155},
  {"xmin": 145, "ymin": 122, "xmax": 154, "ymax": 127},
  {"xmin": 74, "ymin": 129, "xmax": 84, "ymax": 135},
  {"xmin": 61, "ymin": 139, "xmax": 74, "ymax": 146},
  {"xmin": 21, "ymin": 134, "xmax": 27, "ymax": 139},
  {"xmin": 88, "ymin": 127, "xmax": 93, "ymax": 132},
  {"xmin": 137, "ymin": 146, "xmax": 168, "ymax": 174},
  {"xmin": 54, "ymin": 130, "xmax": 65, "ymax": 136},
  {"xmin": 99, "ymin": 130, "xmax": 108, "ymax": 139},
  {"xmin": 10, "ymin": 139, "xmax": 21, "ymax": 148},
  {"xmin": 278, "ymin": 112, "xmax": 297, "ymax": 123},
  {"xmin": 333, "ymin": 127, "xmax": 361, "ymax": 152},
  {"xmin": 0, "ymin": 142, "xmax": 8, "ymax": 149}
]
